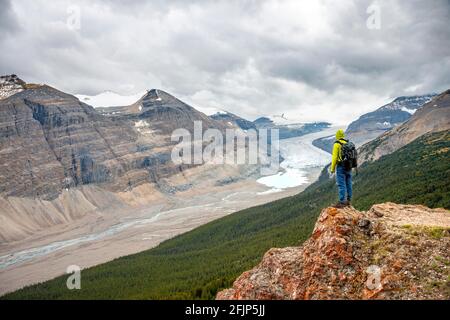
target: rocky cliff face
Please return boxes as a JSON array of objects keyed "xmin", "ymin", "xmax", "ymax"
[
  {"xmin": 359, "ymin": 89, "xmax": 450, "ymax": 164},
  {"xmin": 217, "ymin": 203, "xmax": 450, "ymax": 300},
  {"xmin": 0, "ymin": 81, "xmax": 236, "ymax": 201},
  {"xmin": 97, "ymin": 89, "xmax": 228, "ymax": 137},
  {"xmin": 0, "ymin": 77, "xmax": 257, "ymax": 242},
  {"xmin": 0, "ymin": 84, "xmax": 186, "ymax": 200}
]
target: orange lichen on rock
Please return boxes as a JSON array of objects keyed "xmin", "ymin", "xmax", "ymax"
[{"xmin": 216, "ymin": 203, "xmax": 450, "ymax": 300}]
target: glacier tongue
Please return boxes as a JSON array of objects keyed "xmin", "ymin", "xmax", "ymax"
[{"xmin": 257, "ymin": 128, "xmax": 335, "ymax": 190}]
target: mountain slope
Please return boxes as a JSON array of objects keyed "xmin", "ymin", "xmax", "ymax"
[
  {"xmin": 253, "ymin": 117, "xmax": 331, "ymax": 140},
  {"xmin": 210, "ymin": 111, "xmax": 256, "ymax": 131},
  {"xmin": 359, "ymin": 89, "xmax": 450, "ymax": 164},
  {"xmin": 217, "ymin": 203, "xmax": 450, "ymax": 300},
  {"xmin": 0, "ymin": 84, "xmax": 171, "ymax": 200},
  {"xmin": 97, "ymin": 89, "xmax": 228, "ymax": 136},
  {"xmin": 0, "ymin": 80, "xmax": 242, "ymax": 243},
  {"xmin": 0, "ymin": 81, "xmax": 232, "ymax": 199},
  {"xmin": 312, "ymin": 94, "xmax": 436, "ymax": 153},
  {"xmin": 347, "ymin": 94, "xmax": 436, "ymax": 146},
  {"xmin": 4, "ymin": 130, "xmax": 449, "ymax": 299}
]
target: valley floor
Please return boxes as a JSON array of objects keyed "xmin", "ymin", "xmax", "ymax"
[{"xmin": 0, "ymin": 128, "xmax": 336, "ymax": 296}]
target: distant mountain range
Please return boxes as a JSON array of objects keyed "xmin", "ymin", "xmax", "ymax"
[
  {"xmin": 347, "ymin": 94, "xmax": 437, "ymax": 145},
  {"xmin": 359, "ymin": 89, "xmax": 450, "ymax": 164},
  {"xmin": 0, "ymin": 75, "xmax": 331, "ymax": 243},
  {"xmin": 209, "ymin": 111, "xmax": 257, "ymax": 131},
  {"xmin": 0, "ymin": 76, "xmax": 239, "ymax": 242},
  {"xmin": 209, "ymin": 112, "xmax": 330, "ymax": 139},
  {"xmin": 250, "ymin": 116, "xmax": 331, "ymax": 140},
  {"xmin": 0, "ymin": 84, "xmax": 206, "ymax": 201},
  {"xmin": 313, "ymin": 93, "xmax": 437, "ymax": 153}
]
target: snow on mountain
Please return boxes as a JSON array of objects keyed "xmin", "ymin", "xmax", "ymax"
[
  {"xmin": 210, "ymin": 110, "xmax": 257, "ymax": 130},
  {"xmin": 267, "ymin": 114, "xmax": 303, "ymax": 126},
  {"xmin": 379, "ymin": 94, "xmax": 436, "ymax": 112},
  {"xmin": 76, "ymin": 91, "xmax": 147, "ymax": 108},
  {"xmin": 401, "ymin": 107, "xmax": 416, "ymax": 115},
  {"xmin": 0, "ymin": 75, "xmax": 26, "ymax": 100}
]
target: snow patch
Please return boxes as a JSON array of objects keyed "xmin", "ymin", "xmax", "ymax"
[
  {"xmin": 153, "ymin": 89, "xmax": 162, "ymax": 101},
  {"xmin": 134, "ymin": 120, "xmax": 155, "ymax": 135},
  {"xmin": 401, "ymin": 107, "xmax": 416, "ymax": 115},
  {"xmin": 135, "ymin": 120, "xmax": 149, "ymax": 128},
  {"xmin": 76, "ymin": 91, "xmax": 146, "ymax": 108}
]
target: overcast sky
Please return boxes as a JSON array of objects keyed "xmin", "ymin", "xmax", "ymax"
[{"xmin": 1, "ymin": 0, "xmax": 449, "ymax": 124}]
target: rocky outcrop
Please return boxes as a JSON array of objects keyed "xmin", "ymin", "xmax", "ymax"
[
  {"xmin": 359, "ymin": 89, "xmax": 450, "ymax": 164},
  {"xmin": 0, "ymin": 75, "xmax": 26, "ymax": 100},
  {"xmin": 217, "ymin": 203, "xmax": 450, "ymax": 300}
]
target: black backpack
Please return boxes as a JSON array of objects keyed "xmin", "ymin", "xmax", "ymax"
[{"xmin": 336, "ymin": 140, "xmax": 358, "ymax": 170}]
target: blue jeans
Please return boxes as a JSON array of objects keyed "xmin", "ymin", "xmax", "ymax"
[{"xmin": 336, "ymin": 165, "xmax": 352, "ymax": 203}]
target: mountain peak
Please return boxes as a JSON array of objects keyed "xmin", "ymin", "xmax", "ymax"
[
  {"xmin": 144, "ymin": 88, "xmax": 162, "ymax": 99},
  {"xmin": 217, "ymin": 203, "xmax": 450, "ymax": 300},
  {"xmin": 380, "ymin": 94, "xmax": 436, "ymax": 112},
  {"xmin": 0, "ymin": 74, "xmax": 27, "ymax": 100},
  {"xmin": 137, "ymin": 88, "xmax": 186, "ymax": 110}
]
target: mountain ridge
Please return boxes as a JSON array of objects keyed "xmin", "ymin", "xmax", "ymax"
[
  {"xmin": 0, "ymin": 77, "xmax": 254, "ymax": 243},
  {"xmin": 313, "ymin": 93, "xmax": 437, "ymax": 153},
  {"xmin": 359, "ymin": 89, "xmax": 450, "ymax": 164}
]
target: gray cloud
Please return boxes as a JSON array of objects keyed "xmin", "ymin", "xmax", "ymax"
[
  {"xmin": 0, "ymin": 0, "xmax": 449, "ymax": 124},
  {"xmin": 0, "ymin": 0, "xmax": 21, "ymax": 37}
]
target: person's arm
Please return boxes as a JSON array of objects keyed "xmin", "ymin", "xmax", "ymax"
[{"xmin": 330, "ymin": 143, "xmax": 340, "ymax": 173}]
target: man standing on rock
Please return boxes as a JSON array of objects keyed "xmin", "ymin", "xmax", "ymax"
[{"xmin": 329, "ymin": 129, "xmax": 358, "ymax": 208}]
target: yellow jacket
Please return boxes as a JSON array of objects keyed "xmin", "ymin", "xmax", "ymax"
[{"xmin": 331, "ymin": 129, "xmax": 347, "ymax": 173}]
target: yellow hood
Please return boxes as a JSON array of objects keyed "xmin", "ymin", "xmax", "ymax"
[{"xmin": 335, "ymin": 129, "xmax": 345, "ymax": 140}]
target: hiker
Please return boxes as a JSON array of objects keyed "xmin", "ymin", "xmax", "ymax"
[{"xmin": 329, "ymin": 129, "xmax": 358, "ymax": 208}]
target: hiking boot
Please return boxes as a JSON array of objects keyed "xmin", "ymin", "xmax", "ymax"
[
  {"xmin": 333, "ymin": 202, "xmax": 347, "ymax": 209},
  {"xmin": 344, "ymin": 200, "xmax": 352, "ymax": 206}
]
